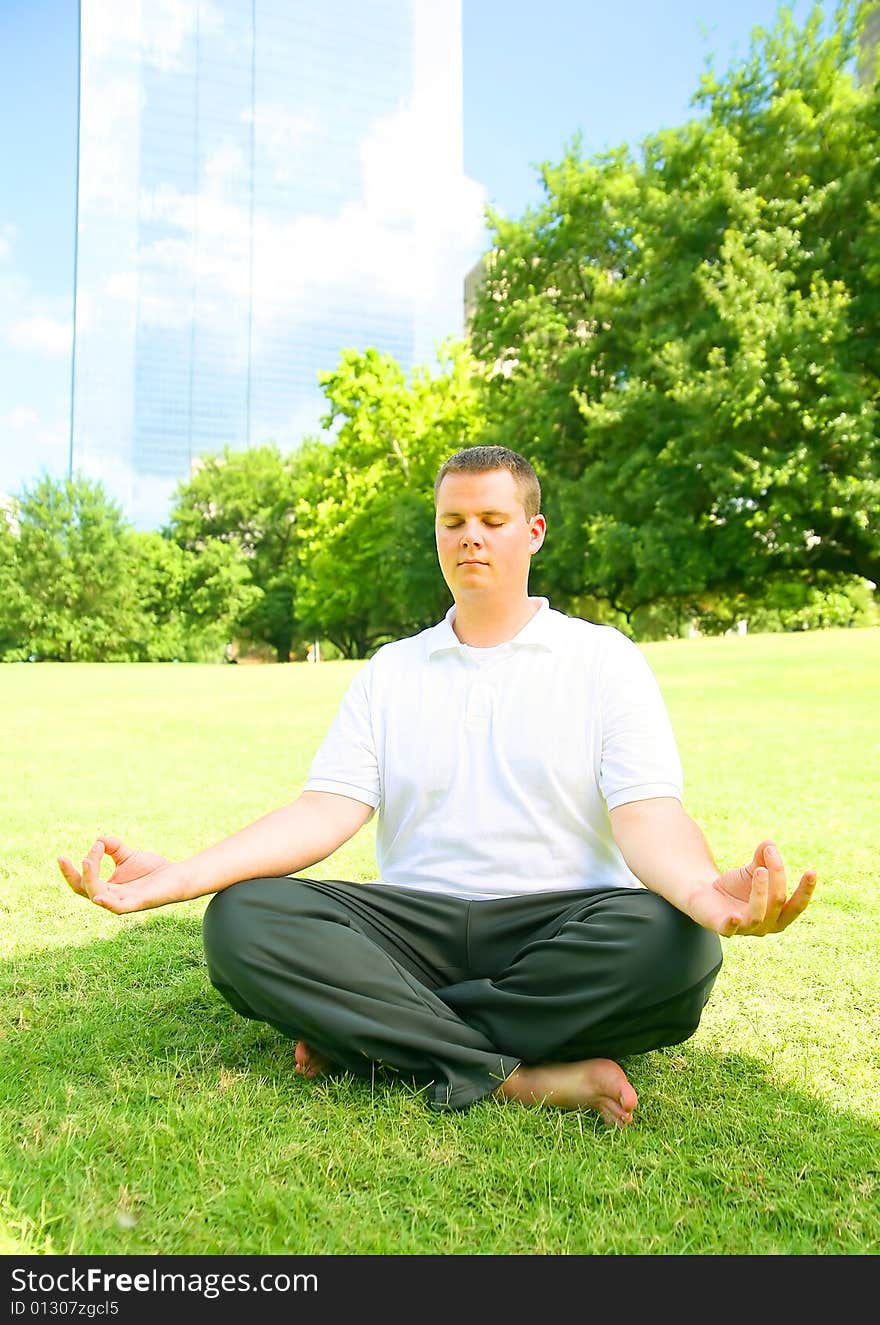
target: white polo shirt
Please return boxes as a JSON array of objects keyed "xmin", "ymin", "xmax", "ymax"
[{"xmin": 304, "ymin": 598, "xmax": 683, "ymax": 900}]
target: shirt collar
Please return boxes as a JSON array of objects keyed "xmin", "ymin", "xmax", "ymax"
[{"xmin": 426, "ymin": 597, "xmax": 557, "ymax": 658}]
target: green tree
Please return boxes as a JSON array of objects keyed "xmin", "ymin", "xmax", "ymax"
[
  {"xmin": 124, "ymin": 531, "xmax": 259, "ymax": 662},
  {"xmin": 2, "ymin": 477, "xmax": 265, "ymax": 664},
  {"xmin": 178, "ymin": 533, "xmax": 263, "ymax": 657},
  {"xmin": 294, "ymin": 342, "xmax": 485, "ymax": 657},
  {"xmin": 124, "ymin": 531, "xmax": 191, "ymax": 661},
  {"xmin": 11, "ymin": 474, "xmax": 142, "ymax": 661},
  {"xmin": 168, "ymin": 445, "xmax": 302, "ymax": 661},
  {"xmin": 0, "ymin": 502, "xmax": 27, "ymax": 658},
  {"xmin": 471, "ymin": 0, "xmax": 878, "ymax": 627}
]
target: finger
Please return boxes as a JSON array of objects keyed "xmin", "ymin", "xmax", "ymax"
[
  {"xmin": 90, "ymin": 890, "xmax": 127, "ymax": 914},
  {"xmin": 57, "ymin": 855, "xmax": 86, "ymax": 896},
  {"xmin": 747, "ymin": 837, "xmax": 768, "ymax": 869},
  {"xmin": 97, "ymin": 833, "xmax": 129, "ymax": 864},
  {"xmin": 91, "ymin": 887, "xmax": 150, "ymax": 916},
  {"xmin": 720, "ymin": 911, "xmax": 744, "ymax": 938},
  {"xmin": 80, "ymin": 840, "xmax": 105, "ymax": 901},
  {"xmin": 742, "ymin": 865, "xmax": 769, "ymax": 933},
  {"xmin": 774, "ymin": 870, "xmax": 818, "ymax": 932},
  {"xmin": 761, "ymin": 842, "xmax": 788, "ymax": 925}
]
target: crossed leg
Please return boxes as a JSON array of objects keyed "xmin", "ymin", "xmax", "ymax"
[
  {"xmin": 294, "ymin": 1038, "xmax": 637, "ymax": 1124},
  {"xmin": 205, "ymin": 878, "xmax": 721, "ymax": 1127}
]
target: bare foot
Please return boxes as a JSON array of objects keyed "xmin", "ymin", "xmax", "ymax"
[
  {"xmin": 294, "ymin": 1040, "xmax": 332, "ymax": 1079},
  {"xmin": 495, "ymin": 1058, "xmax": 638, "ymax": 1127}
]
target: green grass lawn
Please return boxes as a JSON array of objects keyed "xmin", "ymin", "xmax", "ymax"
[{"xmin": 1, "ymin": 628, "xmax": 878, "ymax": 1255}]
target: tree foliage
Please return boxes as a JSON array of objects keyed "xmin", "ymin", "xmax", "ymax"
[
  {"xmin": 0, "ymin": 503, "xmax": 27, "ymax": 657},
  {"xmin": 293, "ymin": 342, "xmax": 485, "ymax": 656},
  {"xmin": 0, "ymin": 475, "xmax": 257, "ymax": 662},
  {"xmin": 168, "ymin": 445, "xmax": 301, "ymax": 661},
  {"xmin": 470, "ymin": 0, "xmax": 878, "ymax": 624},
  {"xmin": 7, "ymin": 475, "xmax": 141, "ymax": 661},
  {"xmin": 127, "ymin": 529, "xmax": 261, "ymax": 661}
]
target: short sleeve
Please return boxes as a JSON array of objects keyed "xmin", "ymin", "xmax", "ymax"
[
  {"xmin": 598, "ymin": 630, "xmax": 683, "ymax": 811},
  {"xmin": 304, "ymin": 663, "xmax": 381, "ymax": 809}
]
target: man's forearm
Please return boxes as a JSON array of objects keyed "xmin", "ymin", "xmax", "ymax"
[
  {"xmin": 609, "ymin": 797, "xmax": 718, "ymax": 915},
  {"xmin": 175, "ymin": 791, "xmax": 374, "ymax": 900}
]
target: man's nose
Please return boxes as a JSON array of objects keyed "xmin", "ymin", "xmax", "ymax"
[{"xmin": 460, "ymin": 523, "xmax": 483, "ymax": 545}]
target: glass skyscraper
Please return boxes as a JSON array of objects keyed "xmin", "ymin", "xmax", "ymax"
[{"xmin": 71, "ymin": 0, "xmax": 481, "ymax": 528}]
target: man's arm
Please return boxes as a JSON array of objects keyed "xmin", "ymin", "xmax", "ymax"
[
  {"xmin": 58, "ymin": 790, "xmax": 374, "ymax": 915},
  {"xmin": 609, "ymin": 796, "xmax": 817, "ymax": 937}
]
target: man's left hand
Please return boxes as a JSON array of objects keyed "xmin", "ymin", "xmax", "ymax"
[{"xmin": 689, "ymin": 840, "xmax": 817, "ymax": 937}]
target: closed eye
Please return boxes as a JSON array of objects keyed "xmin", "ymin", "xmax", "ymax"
[{"xmin": 440, "ymin": 518, "xmax": 506, "ymax": 528}]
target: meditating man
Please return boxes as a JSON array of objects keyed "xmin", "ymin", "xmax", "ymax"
[{"xmin": 59, "ymin": 446, "xmax": 817, "ymax": 1126}]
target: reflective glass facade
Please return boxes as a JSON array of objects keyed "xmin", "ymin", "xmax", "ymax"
[{"xmin": 71, "ymin": 0, "xmax": 479, "ymax": 528}]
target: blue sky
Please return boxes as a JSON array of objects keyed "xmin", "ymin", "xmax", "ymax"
[{"xmin": 0, "ymin": 0, "xmax": 817, "ymax": 505}]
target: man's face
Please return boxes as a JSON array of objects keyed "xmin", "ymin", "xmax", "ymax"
[{"xmin": 434, "ymin": 468, "xmax": 546, "ymax": 602}]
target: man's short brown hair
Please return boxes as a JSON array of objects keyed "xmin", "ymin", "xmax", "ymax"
[{"xmin": 434, "ymin": 446, "xmax": 541, "ymax": 519}]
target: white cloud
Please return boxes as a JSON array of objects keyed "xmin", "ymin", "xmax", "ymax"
[
  {"xmin": 5, "ymin": 406, "xmax": 40, "ymax": 430},
  {"xmin": 78, "ymin": 0, "xmax": 488, "ymax": 346},
  {"xmin": 249, "ymin": 103, "xmax": 320, "ymax": 184},
  {"xmin": 7, "ymin": 314, "xmax": 73, "ymax": 358},
  {"xmin": 0, "ymin": 224, "xmax": 16, "ymax": 263},
  {"xmin": 86, "ymin": 94, "xmax": 486, "ymax": 341},
  {"xmin": 68, "ymin": 444, "xmax": 185, "ymax": 531},
  {"xmin": 81, "ymin": 0, "xmax": 219, "ymax": 74},
  {"xmin": 140, "ymin": 0, "xmax": 209, "ymax": 72},
  {"xmin": 80, "ymin": 2, "xmax": 141, "ymax": 66},
  {"xmin": 77, "ymin": 73, "xmax": 143, "ymax": 218},
  {"xmin": 0, "ymin": 406, "xmax": 69, "ymax": 496},
  {"xmin": 204, "ymin": 145, "xmax": 248, "ymax": 196},
  {"xmin": 0, "ymin": 234, "xmax": 73, "ymax": 372}
]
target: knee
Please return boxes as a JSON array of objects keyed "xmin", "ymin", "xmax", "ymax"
[
  {"xmin": 201, "ymin": 877, "xmax": 312, "ymax": 974},
  {"xmin": 663, "ymin": 902, "xmax": 723, "ymax": 988},
  {"xmin": 202, "ymin": 887, "xmax": 241, "ymax": 968},
  {"xmin": 604, "ymin": 892, "xmax": 722, "ymax": 1049},
  {"xmin": 623, "ymin": 890, "xmax": 723, "ymax": 999},
  {"xmin": 202, "ymin": 886, "xmax": 253, "ymax": 982}
]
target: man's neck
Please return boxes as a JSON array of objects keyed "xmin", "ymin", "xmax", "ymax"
[{"xmin": 452, "ymin": 595, "xmax": 541, "ymax": 648}]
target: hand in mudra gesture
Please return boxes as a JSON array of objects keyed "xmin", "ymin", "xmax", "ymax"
[
  {"xmin": 58, "ymin": 834, "xmax": 182, "ymax": 913},
  {"xmin": 687, "ymin": 839, "xmax": 817, "ymax": 937}
]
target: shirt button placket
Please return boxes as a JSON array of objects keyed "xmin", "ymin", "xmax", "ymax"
[{"xmin": 465, "ymin": 678, "xmax": 491, "ymax": 731}]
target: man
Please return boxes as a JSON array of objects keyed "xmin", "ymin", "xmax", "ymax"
[{"xmin": 59, "ymin": 446, "xmax": 817, "ymax": 1127}]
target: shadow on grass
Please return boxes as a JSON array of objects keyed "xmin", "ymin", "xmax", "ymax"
[{"xmin": 2, "ymin": 920, "xmax": 879, "ymax": 1254}]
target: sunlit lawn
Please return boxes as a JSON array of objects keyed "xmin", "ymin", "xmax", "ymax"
[{"xmin": 1, "ymin": 627, "xmax": 878, "ymax": 1254}]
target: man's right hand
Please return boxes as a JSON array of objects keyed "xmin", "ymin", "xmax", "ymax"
[
  {"xmin": 57, "ymin": 834, "xmax": 185, "ymax": 913},
  {"xmin": 58, "ymin": 792, "xmax": 373, "ymax": 916}
]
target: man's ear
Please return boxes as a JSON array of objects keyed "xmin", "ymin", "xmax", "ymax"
[{"xmin": 529, "ymin": 514, "xmax": 547, "ymax": 555}]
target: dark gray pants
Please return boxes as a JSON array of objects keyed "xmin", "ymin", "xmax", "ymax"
[{"xmin": 202, "ymin": 878, "xmax": 722, "ymax": 1111}]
